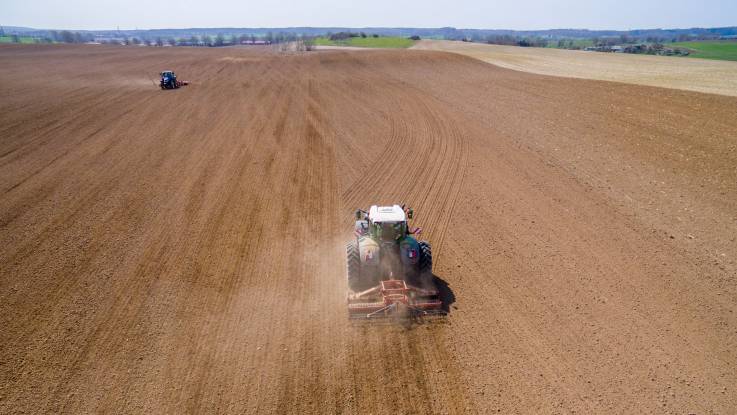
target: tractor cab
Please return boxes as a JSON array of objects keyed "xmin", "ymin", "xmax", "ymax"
[
  {"xmin": 355, "ymin": 205, "xmax": 417, "ymax": 241},
  {"xmin": 368, "ymin": 205, "xmax": 407, "ymax": 242}
]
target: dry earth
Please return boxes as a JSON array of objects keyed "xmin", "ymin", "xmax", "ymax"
[
  {"xmin": 1, "ymin": 44, "xmax": 736, "ymax": 413},
  {"xmin": 414, "ymin": 39, "xmax": 737, "ymax": 97}
]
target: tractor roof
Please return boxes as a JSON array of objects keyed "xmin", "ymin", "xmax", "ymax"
[{"xmin": 368, "ymin": 205, "xmax": 406, "ymax": 222}]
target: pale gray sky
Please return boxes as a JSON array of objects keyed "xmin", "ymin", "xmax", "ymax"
[{"xmin": 3, "ymin": 0, "xmax": 736, "ymax": 30}]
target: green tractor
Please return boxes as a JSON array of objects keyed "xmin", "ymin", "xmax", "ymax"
[
  {"xmin": 346, "ymin": 205, "xmax": 441, "ymax": 319},
  {"xmin": 346, "ymin": 205, "xmax": 432, "ymax": 290}
]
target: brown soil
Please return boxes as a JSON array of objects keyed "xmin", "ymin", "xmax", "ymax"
[{"xmin": 1, "ymin": 44, "xmax": 736, "ymax": 414}]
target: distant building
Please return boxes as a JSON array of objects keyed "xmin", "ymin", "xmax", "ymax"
[
  {"xmin": 240, "ymin": 40, "xmax": 271, "ymax": 45},
  {"xmin": 585, "ymin": 45, "xmax": 624, "ymax": 53}
]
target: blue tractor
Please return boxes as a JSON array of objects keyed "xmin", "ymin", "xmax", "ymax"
[{"xmin": 160, "ymin": 70, "xmax": 187, "ymax": 89}]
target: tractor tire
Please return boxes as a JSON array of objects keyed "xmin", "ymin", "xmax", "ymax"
[
  {"xmin": 418, "ymin": 241, "xmax": 433, "ymax": 285},
  {"xmin": 346, "ymin": 241, "xmax": 361, "ymax": 291}
]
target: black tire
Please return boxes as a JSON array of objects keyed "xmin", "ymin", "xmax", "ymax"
[
  {"xmin": 346, "ymin": 241, "xmax": 361, "ymax": 291},
  {"xmin": 418, "ymin": 241, "xmax": 432, "ymax": 285}
]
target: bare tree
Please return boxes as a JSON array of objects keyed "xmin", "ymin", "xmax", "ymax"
[{"xmin": 302, "ymin": 36, "xmax": 315, "ymax": 51}]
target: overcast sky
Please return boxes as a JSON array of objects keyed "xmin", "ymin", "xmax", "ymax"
[{"xmin": 3, "ymin": 0, "xmax": 736, "ymax": 30}]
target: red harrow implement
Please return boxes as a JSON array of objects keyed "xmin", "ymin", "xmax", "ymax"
[{"xmin": 347, "ymin": 279, "xmax": 445, "ymax": 320}]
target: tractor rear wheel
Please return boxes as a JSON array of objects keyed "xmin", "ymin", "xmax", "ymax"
[
  {"xmin": 418, "ymin": 241, "xmax": 433, "ymax": 285},
  {"xmin": 346, "ymin": 241, "xmax": 361, "ymax": 291}
]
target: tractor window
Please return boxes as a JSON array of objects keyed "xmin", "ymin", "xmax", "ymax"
[{"xmin": 376, "ymin": 222, "xmax": 405, "ymax": 241}]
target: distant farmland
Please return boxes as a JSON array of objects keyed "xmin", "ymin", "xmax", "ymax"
[
  {"xmin": 413, "ymin": 39, "xmax": 737, "ymax": 97},
  {"xmin": 314, "ymin": 36, "xmax": 414, "ymax": 48},
  {"xmin": 0, "ymin": 36, "xmax": 36, "ymax": 44},
  {"xmin": 670, "ymin": 40, "xmax": 737, "ymax": 61}
]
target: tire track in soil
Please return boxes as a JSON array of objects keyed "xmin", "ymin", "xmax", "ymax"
[
  {"xmin": 338, "ymin": 76, "xmax": 468, "ymax": 251},
  {"xmin": 324, "ymin": 54, "xmax": 472, "ymax": 414}
]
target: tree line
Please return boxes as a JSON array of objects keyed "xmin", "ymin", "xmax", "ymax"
[
  {"xmin": 1, "ymin": 29, "xmax": 316, "ymax": 47},
  {"xmin": 117, "ymin": 32, "xmax": 314, "ymax": 47},
  {"xmin": 464, "ymin": 32, "xmax": 732, "ymax": 50}
]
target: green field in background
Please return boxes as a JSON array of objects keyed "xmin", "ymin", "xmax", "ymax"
[
  {"xmin": 314, "ymin": 36, "xmax": 414, "ymax": 48},
  {"xmin": 669, "ymin": 40, "xmax": 737, "ymax": 61},
  {"xmin": 0, "ymin": 36, "xmax": 37, "ymax": 44},
  {"xmin": 547, "ymin": 39, "xmax": 595, "ymax": 49}
]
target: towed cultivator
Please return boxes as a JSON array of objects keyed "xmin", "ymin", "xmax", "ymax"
[
  {"xmin": 347, "ymin": 278, "xmax": 444, "ymax": 319},
  {"xmin": 346, "ymin": 205, "xmax": 445, "ymax": 320}
]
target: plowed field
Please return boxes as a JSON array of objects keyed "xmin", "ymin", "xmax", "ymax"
[{"xmin": 1, "ymin": 44, "xmax": 736, "ymax": 413}]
